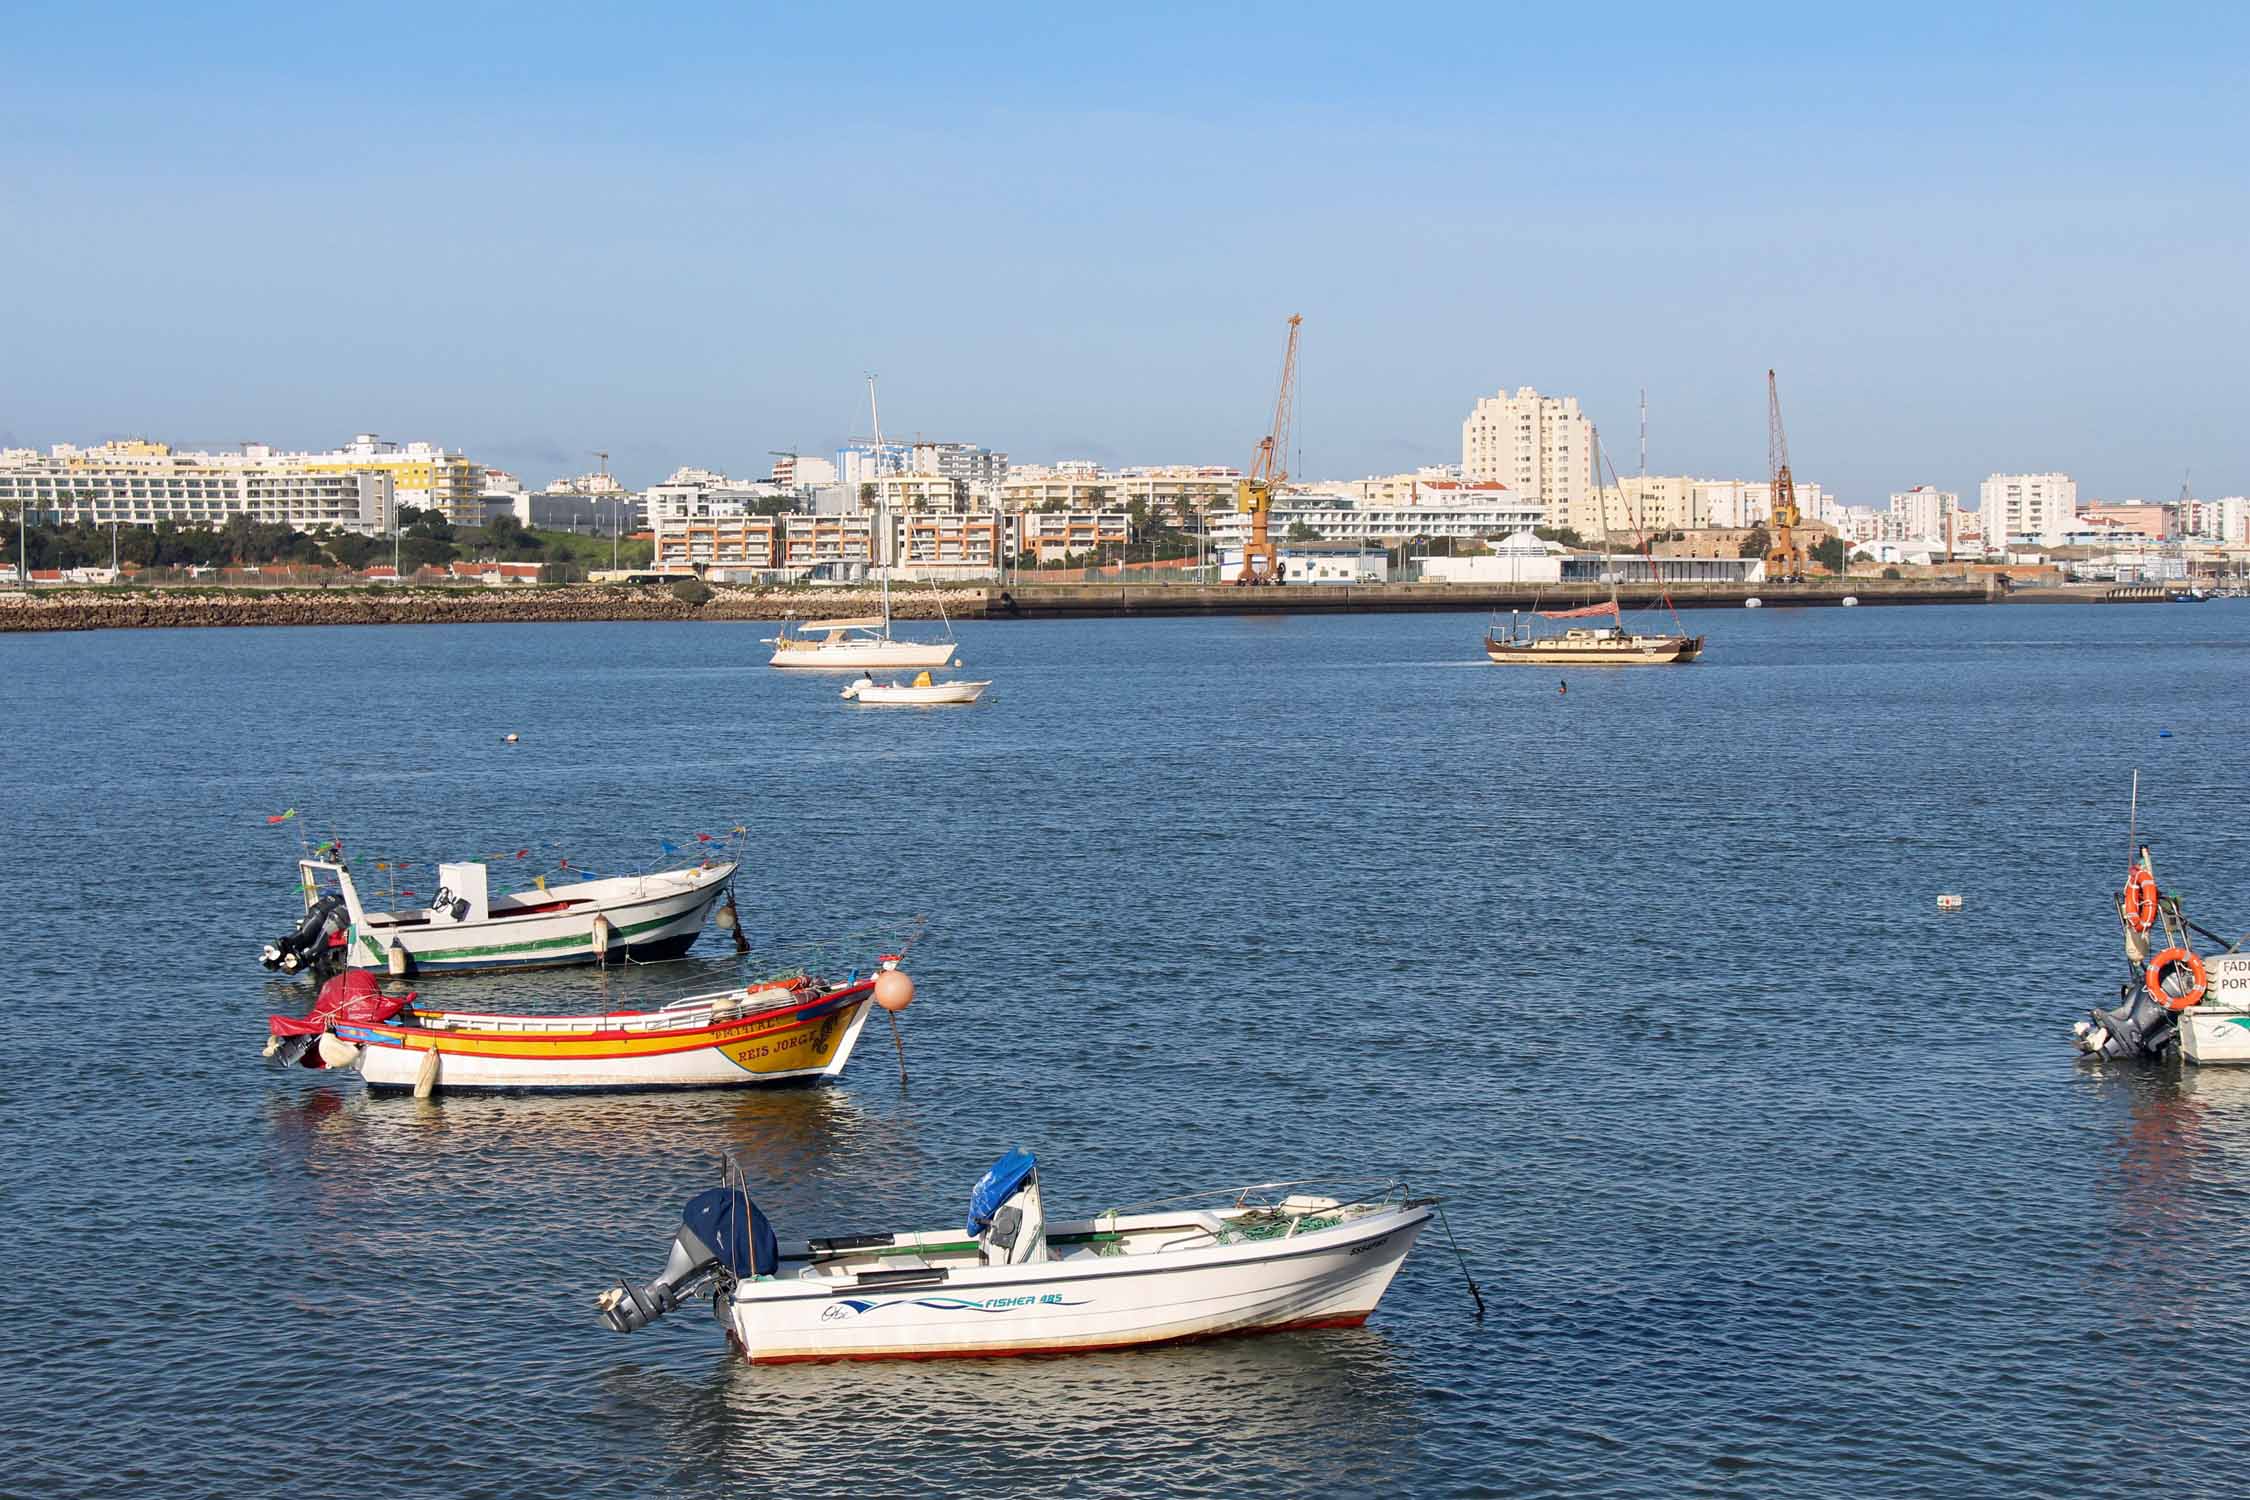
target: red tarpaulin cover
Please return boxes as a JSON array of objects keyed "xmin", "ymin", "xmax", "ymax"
[
  {"xmin": 269, "ymin": 970, "xmax": 411, "ymax": 1037},
  {"xmin": 1538, "ymin": 600, "xmax": 1620, "ymax": 621}
]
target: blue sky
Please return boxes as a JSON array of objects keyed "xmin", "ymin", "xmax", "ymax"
[{"xmin": 2, "ymin": 2, "xmax": 2244, "ymax": 503}]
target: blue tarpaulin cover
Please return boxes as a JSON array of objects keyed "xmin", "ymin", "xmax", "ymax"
[
  {"xmin": 966, "ymin": 1148, "xmax": 1038, "ymax": 1234},
  {"xmin": 681, "ymin": 1187, "xmax": 778, "ymax": 1277}
]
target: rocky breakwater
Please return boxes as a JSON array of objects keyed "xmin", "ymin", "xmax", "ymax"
[{"xmin": 0, "ymin": 582, "xmax": 988, "ymax": 633}]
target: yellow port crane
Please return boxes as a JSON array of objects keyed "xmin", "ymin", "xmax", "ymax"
[
  {"xmin": 1235, "ymin": 314, "xmax": 1302, "ymax": 585},
  {"xmin": 1764, "ymin": 369, "xmax": 1806, "ymax": 580}
]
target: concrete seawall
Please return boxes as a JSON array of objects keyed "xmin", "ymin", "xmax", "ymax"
[
  {"xmin": 977, "ymin": 579, "xmax": 2000, "ymax": 618},
  {"xmin": 7, "ymin": 575, "xmax": 2176, "ymax": 633},
  {"xmin": 0, "ymin": 585, "xmax": 977, "ymax": 633}
]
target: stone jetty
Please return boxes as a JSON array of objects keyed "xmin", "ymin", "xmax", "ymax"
[{"xmin": 0, "ymin": 584, "xmax": 981, "ymax": 633}]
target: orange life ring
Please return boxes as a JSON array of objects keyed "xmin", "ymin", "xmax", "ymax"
[
  {"xmin": 2122, "ymin": 868, "xmax": 2160, "ymax": 932},
  {"xmin": 2146, "ymin": 947, "xmax": 2207, "ymax": 1011}
]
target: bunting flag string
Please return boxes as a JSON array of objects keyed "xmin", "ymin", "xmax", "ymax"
[{"xmin": 266, "ymin": 808, "xmax": 298, "ymax": 825}]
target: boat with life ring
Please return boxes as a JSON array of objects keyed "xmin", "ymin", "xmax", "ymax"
[
  {"xmin": 263, "ymin": 958, "xmax": 914, "ymax": 1093},
  {"xmin": 2074, "ymin": 839, "xmax": 2250, "ymax": 1064},
  {"xmin": 596, "ymin": 1150, "xmax": 1436, "ymax": 1364}
]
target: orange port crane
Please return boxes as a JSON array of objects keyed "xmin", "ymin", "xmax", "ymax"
[
  {"xmin": 1764, "ymin": 369, "xmax": 1806, "ymax": 580},
  {"xmin": 1235, "ymin": 314, "xmax": 1302, "ymax": 584}
]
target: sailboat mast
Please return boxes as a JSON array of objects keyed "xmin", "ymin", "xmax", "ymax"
[{"xmin": 867, "ymin": 373, "xmax": 889, "ymax": 630}]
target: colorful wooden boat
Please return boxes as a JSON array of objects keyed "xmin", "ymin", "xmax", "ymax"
[
  {"xmin": 599, "ymin": 1154, "xmax": 1435, "ymax": 1363},
  {"xmin": 262, "ymin": 853, "xmax": 739, "ymax": 977},
  {"xmin": 268, "ymin": 968, "xmax": 892, "ymax": 1093}
]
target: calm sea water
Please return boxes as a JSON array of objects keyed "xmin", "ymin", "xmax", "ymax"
[{"xmin": 5, "ymin": 602, "xmax": 2248, "ymax": 1498}]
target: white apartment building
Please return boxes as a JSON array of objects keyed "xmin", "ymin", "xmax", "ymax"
[
  {"xmin": 1980, "ymin": 472, "xmax": 2077, "ymax": 549},
  {"xmin": 1698, "ymin": 478, "xmax": 1831, "ymax": 531},
  {"xmin": 836, "ymin": 441, "xmax": 911, "ymax": 491},
  {"xmin": 1888, "ymin": 486, "xmax": 1959, "ymax": 543},
  {"xmin": 1204, "ymin": 497, "xmax": 1545, "ymax": 551},
  {"xmin": 769, "ymin": 454, "xmax": 839, "ymax": 489},
  {"xmin": 312, "ymin": 434, "xmax": 482, "ymax": 524},
  {"xmin": 1461, "ymin": 388, "xmax": 1595, "ymax": 525},
  {"xmin": 909, "ymin": 442, "xmax": 1008, "ymax": 489},
  {"xmin": 0, "ymin": 439, "xmax": 397, "ymax": 533},
  {"xmin": 645, "ymin": 467, "xmax": 787, "ymax": 528}
]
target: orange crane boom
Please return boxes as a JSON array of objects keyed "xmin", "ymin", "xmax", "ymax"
[
  {"xmin": 1235, "ymin": 315, "xmax": 1301, "ymax": 584},
  {"xmin": 1764, "ymin": 370, "xmax": 1805, "ymax": 579}
]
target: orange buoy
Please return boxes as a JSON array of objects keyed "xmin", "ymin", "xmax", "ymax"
[
  {"xmin": 873, "ymin": 969, "xmax": 915, "ymax": 1012},
  {"xmin": 2147, "ymin": 948, "xmax": 2208, "ymax": 1010},
  {"xmin": 2122, "ymin": 868, "xmax": 2160, "ymax": 931}
]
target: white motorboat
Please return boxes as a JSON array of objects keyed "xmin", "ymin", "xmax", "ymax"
[
  {"xmin": 599, "ymin": 1152, "xmax": 1434, "ymax": 1363},
  {"xmin": 260, "ymin": 844, "xmax": 741, "ymax": 977},
  {"xmin": 841, "ymin": 673, "xmax": 989, "ymax": 705},
  {"xmin": 2075, "ymin": 829, "xmax": 2250, "ymax": 1064}
]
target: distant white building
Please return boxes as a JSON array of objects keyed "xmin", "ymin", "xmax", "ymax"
[
  {"xmin": 0, "ymin": 437, "xmax": 401, "ymax": 534},
  {"xmin": 910, "ymin": 442, "xmax": 1008, "ymax": 489},
  {"xmin": 1980, "ymin": 472, "xmax": 2076, "ymax": 549},
  {"xmin": 1889, "ymin": 485, "xmax": 1958, "ymax": 543},
  {"xmin": 1216, "ymin": 541, "xmax": 1390, "ymax": 584},
  {"xmin": 1461, "ymin": 387, "xmax": 1595, "ymax": 527}
]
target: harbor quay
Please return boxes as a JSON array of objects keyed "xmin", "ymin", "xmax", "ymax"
[{"xmin": 7, "ymin": 573, "xmax": 2204, "ymax": 633}]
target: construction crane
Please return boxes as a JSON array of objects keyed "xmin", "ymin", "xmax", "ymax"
[
  {"xmin": 1235, "ymin": 314, "xmax": 1302, "ymax": 584},
  {"xmin": 1764, "ymin": 370, "xmax": 1806, "ymax": 580},
  {"xmin": 589, "ymin": 450, "xmax": 611, "ymax": 484}
]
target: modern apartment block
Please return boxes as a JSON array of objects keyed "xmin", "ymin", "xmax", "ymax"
[
  {"xmin": 306, "ymin": 434, "xmax": 483, "ymax": 526},
  {"xmin": 909, "ymin": 442, "xmax": 1008, "ymax": 489},
  {"xmin": 0, "ymin": 438, "xmax": 398, "ymax": 533},
  {"xmin": 1461, "ymin": 388, "xmax": 1595, "ymax": 526},
  {"xmin": 1888, "ymin": 486, "xmax": 1959, "ymax": 543},
  {"xmin": 1979, "ymin": 472, "xmax": 2077, "ymax": 549}
]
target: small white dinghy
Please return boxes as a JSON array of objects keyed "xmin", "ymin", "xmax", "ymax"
[
  {"xmin": 841, "ymin": 671, "xmax": 989, "ymax": 706},
  {"xmin": 599, "ymin": 1151, "xmax": 1435, "ymax": 1363}
]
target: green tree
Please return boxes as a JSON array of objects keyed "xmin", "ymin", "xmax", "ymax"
[
  {"xmin": 1284, "ymin": 521, "xmax": 1324, "ymax": 542},
  {"xmin": 1534, "ymin": 525, "xmax": 1589, "ymax": 549},
  {"xmin": 1738, "ymin": 526, "xmax": 1771, "ymax": 559},
  {"xmin": 1810, "ymin": 535, "xmax": 1848, "ymax": 573}
]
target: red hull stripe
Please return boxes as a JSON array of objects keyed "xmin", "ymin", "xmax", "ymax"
[{"xmin": 745, "ymin": 1313, "xmax": 1371, "ymax": 1365}]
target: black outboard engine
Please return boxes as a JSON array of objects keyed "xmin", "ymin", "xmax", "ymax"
[
  {"xmin": 261, "ymin": 893, "xmax": 347, "ymax": 977},
  {"xmin": 2076, "ymin": 982, "xmax": 2181, "ymax": 1060},
  {"xmin": 598, "ymin": 1187, "xmax": 777, "ymax": 1333}
]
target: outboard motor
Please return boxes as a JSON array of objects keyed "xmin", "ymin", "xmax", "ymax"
[
  {"xmin": 2076, "ymin": 981, "xmax": 2182, "ymax": 1061},
  {"xmin": 967, "ymin": 1147, "xmax": 1049, "ymax": 1266},
  {"xmin": 261, "ymin": 893, "xmax": 347, "ymax": 975},
  {"xmin": 598, "ymin": 1186, "xmax": 776, "ymax": 1334}
]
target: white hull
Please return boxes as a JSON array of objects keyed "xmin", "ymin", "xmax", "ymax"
[
  {"xmin": 729, "ymin": 1201, "xmax": 1430, "ymax": 1363},
  {"xmin": 346, "ymin": 863, "xmax": 735, "ymax": 974},
  {"xmin": 2181, "ymin": 1007, "xmax": 2250, "ymax": 1064},
  {"xmin": 844, "ymin": 680, "xmax": 989, "ymax": 705},
  {"xmin": 341, "ymin": 985, "xmax": 877, "ymax": 1091},
  {"xmin": 770, "ymin": 640, "xmax": 957, "ymax": 670}
]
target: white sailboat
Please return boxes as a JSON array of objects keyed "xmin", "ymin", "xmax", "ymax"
[{"xmin": 768, "ymin": 375, "xmax": 961, "ymax": 671}]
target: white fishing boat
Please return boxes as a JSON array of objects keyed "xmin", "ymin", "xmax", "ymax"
[
  {"xmin": 2075, "ymin": 818, "xmax": 2250, "ymax": 1064},
  {"xmin": 841, "ymin": 672, "xmax": 989, "ymax": 705},
  {"xmin": 260, "ymin": 846, "xmax": 741, "ymax": 978},
  {"xmin": 599, "ymin": 1152, "xmax": 1436, "ymax": 1363},
  {"xmin": 265, "ymin": 962, "xmax": 908, "ymax": 1093}
]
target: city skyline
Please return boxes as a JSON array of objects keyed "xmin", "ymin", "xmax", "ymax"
[{"xmin": 3, "ymin": 4, "xmax": 2243, "ymax": 505}]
